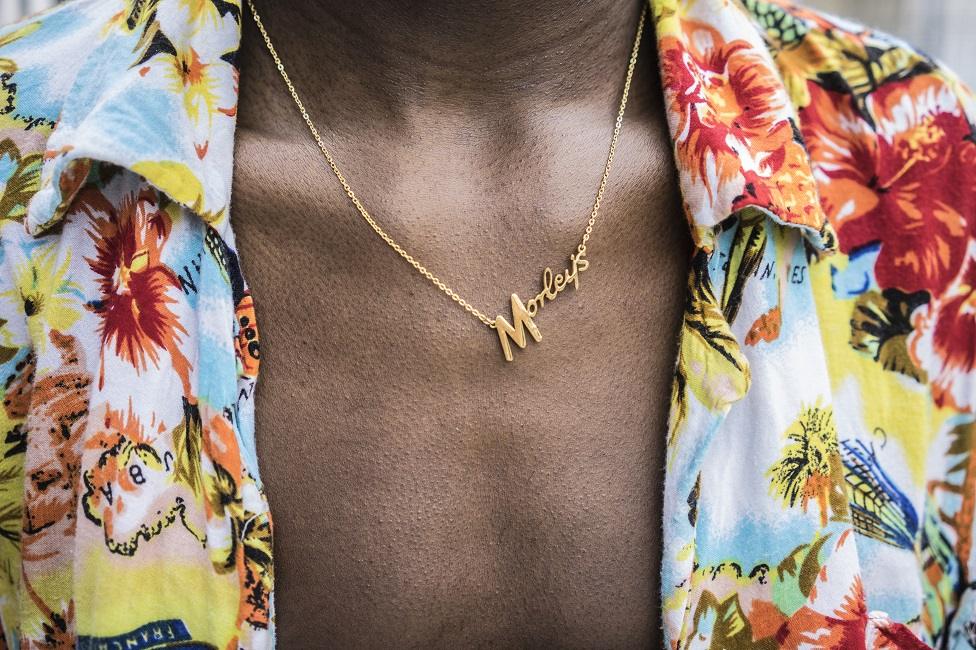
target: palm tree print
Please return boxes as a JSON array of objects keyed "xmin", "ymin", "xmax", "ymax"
[
  {"xmin": 0, "ymin": 138, "xmax": 43, "ymax": 222},
  {"xmin": 768, "ymin": 402, "xmax": 842, "ymax": 527}
]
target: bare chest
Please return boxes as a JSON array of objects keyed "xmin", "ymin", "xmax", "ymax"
[{"xmin": 229, "ymin": 121, "xmax": 690, "ymax": 646}]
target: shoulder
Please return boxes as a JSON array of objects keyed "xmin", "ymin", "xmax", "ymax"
[
  {"xmin": 744, "ymin": 0, "xmax": 975, "ymax": 279},
  {"xmin": 746, "ymin": 1, "xmax": 976, "ymax": 410},
  {"xmin": 742, "ymin": 0, "xmax": 974, "ymax": 119}
]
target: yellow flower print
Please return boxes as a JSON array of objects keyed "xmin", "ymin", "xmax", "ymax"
[
  {"xmin": 3, "ymin": 245, "xmax": 81, "ymax": 353},
  {"xmin": 178, "ymin": 0, "xmax": 228, "ymax": 27},
  {"xmin": 165, "ymin": 46, "xmax": 220, "ymax": 126}
]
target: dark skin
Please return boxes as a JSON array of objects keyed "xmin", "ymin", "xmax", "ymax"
[{"xmin": 232, "ymin": 1, "xmax": 691, "ymax": 646}]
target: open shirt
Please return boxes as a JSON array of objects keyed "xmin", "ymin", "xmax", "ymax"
[{"xmin": 0, "ymin": 0, "xmax": 974, "ymax": 647}]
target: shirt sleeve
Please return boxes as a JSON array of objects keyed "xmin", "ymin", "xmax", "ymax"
[{"xmin": 0, "ymin": 217, "xmax": 35, "ymax": 641}]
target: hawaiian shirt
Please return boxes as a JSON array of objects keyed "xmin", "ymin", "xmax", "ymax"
[{"xmin": 0, "ymin": 0, "xmax": 973, "ymax": 647}]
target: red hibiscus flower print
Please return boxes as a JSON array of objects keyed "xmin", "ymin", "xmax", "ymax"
[
  {"xmin": 910, "ymin": 245, "xmax": 976, "ymax": 412},
  {"xmin": 659, "ymin": 20, "xmax": 785, "ymax": 202},
  {"xmin": 801, "ymin": 76, "xmax": 976, "ymax": 297},
  {"xmin": 81, "ymin": 186, "xmax": 192, "ymax": 393}
]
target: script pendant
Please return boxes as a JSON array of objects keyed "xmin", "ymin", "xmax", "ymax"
[{"xmin": 493, "ymin": 248, "xmax": 589, "ymax": 362}]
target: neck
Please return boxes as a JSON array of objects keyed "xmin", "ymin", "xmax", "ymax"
[{"xmin": 238, "ymin": 0, "xmax": 650, "ymax": 130}]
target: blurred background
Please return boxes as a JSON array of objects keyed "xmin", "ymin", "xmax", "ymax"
[
  {"xmin": 1, "ymin": 0, "xmax": 50, "ymax": 25},
  {"xmin": 1, "ymin": 0, "xmax": 974, "ymax": 86}
]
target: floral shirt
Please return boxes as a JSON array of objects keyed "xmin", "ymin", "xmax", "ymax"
[{"xmin": 0, "ymin": 0, "xmax": 973, "ymax": 647}]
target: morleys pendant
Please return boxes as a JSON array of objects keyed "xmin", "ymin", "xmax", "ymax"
[{"xmin": 494, "ymin": 247, "xmax": 589, "ymax": 361}]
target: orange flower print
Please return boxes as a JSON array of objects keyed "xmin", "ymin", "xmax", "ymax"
[
  {"xmin": 742, "ymin": 124, "xmax": 826, "ymax": 227},
  {"xmin": 746, "ymin": 307, "xmax": 781, "ymax": 346},
  {"xmin": 802, "ymin": 75, "xmax": 976, "ymax": 409},
  {"xmin": 777, "ymin": 575, "xmax": 868, "ymax": 649},
  {"xmin": 659, "ymin": 20, "xmax": 784, "ymax": 202},
  {"xmin": 81, "ymin": 187, "xmax": 192, "ymax": 393},
  {"xmin": 801, "ymin": 77, "xmax": 976, "ymax": 297}
]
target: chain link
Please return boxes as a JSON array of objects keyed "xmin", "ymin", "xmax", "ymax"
[{"xmin": 246, "ymin": 0, "xmax": 646, "ymax": 329}]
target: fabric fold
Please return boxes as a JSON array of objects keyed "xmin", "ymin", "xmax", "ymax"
[{"xmin": 25, "ymin": 1, "xmax": 242, "ymax": 238}]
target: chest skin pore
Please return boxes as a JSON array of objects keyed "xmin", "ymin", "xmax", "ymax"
[{"xmin": 230, "ymin": 27, "xmax": 691, "ymax": 646}]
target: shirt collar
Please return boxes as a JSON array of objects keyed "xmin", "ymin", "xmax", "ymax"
[
  {"xmin": 26, "ymin": 0, "xmax": 836, "ymax": 255},
  {"xmin": 26, "ymin": 1, "xmax": 242, "ymax": 236},
  {"xmin": 651, "ymin": 0, "xmax": 836, "ymax": 254}
]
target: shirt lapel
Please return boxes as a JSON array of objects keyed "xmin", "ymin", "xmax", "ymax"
[
  {"xmin": 649, "ymin": 0, "xmax": 847, "ymax": 642},
  {"xmin": 650, "ymin": 0, "xmax": 837, "ymax": 255}
]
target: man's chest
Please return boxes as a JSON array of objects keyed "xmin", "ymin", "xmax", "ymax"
[{"xmin": 229, "ymin": 121, "xmax": 690, "ymax": 646}]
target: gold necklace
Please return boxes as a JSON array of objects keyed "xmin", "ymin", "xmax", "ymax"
[{"xmin": 247, "ymin": 1, "xmax": 646, "ymax": 362}]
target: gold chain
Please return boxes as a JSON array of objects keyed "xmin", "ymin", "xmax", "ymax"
[{"xmin": 246, "ymin": 1, "xmax": 646, "ymax": 330}]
